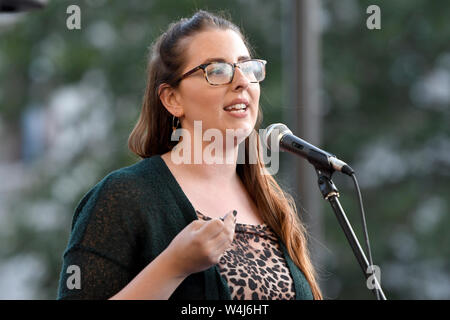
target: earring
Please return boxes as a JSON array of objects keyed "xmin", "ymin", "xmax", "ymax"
[{"xmin": 172, "ymin": 115, "xmax": 180, "ymax": 132}]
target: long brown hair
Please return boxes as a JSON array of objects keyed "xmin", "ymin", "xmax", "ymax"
[{"xmin": 128, "ymin": 10, "xmax": 322, "ymax": 299}]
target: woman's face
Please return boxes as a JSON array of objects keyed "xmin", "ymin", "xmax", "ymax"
[{"xmin": 176, "ymin": 29, "xmax": 260, "ymax": 142}]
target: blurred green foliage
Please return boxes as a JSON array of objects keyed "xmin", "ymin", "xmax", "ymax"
[{"xmin": 321, "ymin": 0, "xmax": 449, "ymax": 299}]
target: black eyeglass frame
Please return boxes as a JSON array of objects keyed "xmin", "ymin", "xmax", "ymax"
[{"xmin": 174, "ymin": 59, "xmax": 267, "ymax": 86}]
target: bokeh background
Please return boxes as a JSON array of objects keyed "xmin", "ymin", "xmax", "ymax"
[{"xmin": 0, "ymin": 0, "xmax": 448, "ymax": 299}]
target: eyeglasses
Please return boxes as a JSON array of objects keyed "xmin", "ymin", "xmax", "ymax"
[{"xmin": 175, "ymin": 59, "xmax": 267, "ymax": 86}]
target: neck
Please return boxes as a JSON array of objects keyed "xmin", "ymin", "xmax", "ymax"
[{"xmin": 166, "ymin": 134, "xmax": 244, "ymax": 187}]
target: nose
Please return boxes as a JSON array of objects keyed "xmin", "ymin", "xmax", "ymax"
[{"xmin": 231, "ymin": 66, "xmax": 250, "ymax": 91}]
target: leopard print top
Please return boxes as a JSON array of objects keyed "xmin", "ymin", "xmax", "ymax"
[{"xmin": 196, "ymin": 211, "xmax": 296, "ymax": 300}]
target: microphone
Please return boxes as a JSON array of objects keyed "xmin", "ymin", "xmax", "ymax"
[{"xmin": 262, "ymin": 123, "xmax": 354, "ymax": 176}]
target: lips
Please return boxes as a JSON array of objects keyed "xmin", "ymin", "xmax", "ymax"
[
  {"xmin": 223, "ymin": 104, "xmax": 247, "ymax": 113},
  {"xmin": 223, "ymin": 99, "xmax": 249, "ymax": 112}
]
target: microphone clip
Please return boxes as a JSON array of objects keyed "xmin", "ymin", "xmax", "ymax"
[{"xmin": 316, "ymin": 169, "xmax": 340, "ymax": 200}]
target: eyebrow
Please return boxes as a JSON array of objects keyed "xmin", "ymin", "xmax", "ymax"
[{"xmin": 201, "ymin": 56, "xmax": 251, "ymax": 64}]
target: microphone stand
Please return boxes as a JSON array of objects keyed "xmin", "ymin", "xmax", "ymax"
[{"xmin": 315, "ymin": 167, "xmax": 387, "ymax": 300}]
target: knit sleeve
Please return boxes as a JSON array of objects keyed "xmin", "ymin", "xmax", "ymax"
[{"xmin": 57, "ymin": 172, "xmax": 144, "ymax": 300}]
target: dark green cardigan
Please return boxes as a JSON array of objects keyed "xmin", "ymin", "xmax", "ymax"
[{"xmin": 57, "ymin": 155, "xmax": 313, "ymax": 300}]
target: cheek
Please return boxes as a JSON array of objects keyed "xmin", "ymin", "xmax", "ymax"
[
  {"xmin": 181, "ymin": 85, "xmax": 223, "ymax": 118},
  {"xmin": 250, "ymin": 86, "xmax": 261, "ymax": 118}
]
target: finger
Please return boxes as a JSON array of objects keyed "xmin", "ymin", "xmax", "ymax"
[
  {"xmin": 209, "ymin": 210, "xmax": 236, "ymax": 241},
  {"xmin": 197, "ymin": 218, "xmax": 225, "ymax": 239},
  {"xmin": 189, "ymin": 219, "xmax": 206, "ymax": 231},
  {"xmin": 200, "ymin": 210, "xmax": 236, "ymax": 245},
  {"xmin": 223, "ymin": 210, "xmax": 237, "ymax": 236},
  {"xmin": 207, "ymin": 231, "xmax": 229, "ymax": 253},
  {"xmin": 220, "ymin": 209, "xmax": 234, "ymax": 221},
  {"xmin": 223, "ymin": 210, "xmax": 237, "ymax": 226},
  {"xmin": 209, "ymin": 220, "xmax": 236, "ymax": 249},
  {"xmin": 215, "ymin": 232, "xmax": 235, "ymax": 254}
]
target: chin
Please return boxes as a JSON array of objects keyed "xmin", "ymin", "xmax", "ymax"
[{"xmin": 226, "ymin": 122, "xmax": 255, "ymax": 144}]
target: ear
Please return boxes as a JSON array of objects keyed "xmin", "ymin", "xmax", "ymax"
[{"xmin": 158, "ymin": 83, "xmax": 185, "ymax": 117}]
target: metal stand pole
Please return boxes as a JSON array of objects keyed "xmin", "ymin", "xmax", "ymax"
[{"xmin": 316, "ymin": 168, "xmax": 387, "ymax": 300}]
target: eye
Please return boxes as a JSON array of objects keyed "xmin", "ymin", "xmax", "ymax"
[
  {"xmin": 242, "ymin": 61, "xmax": 260, "ymax": 73},
  {"xmin": 208, "ymin": 64, "xmax": 227, "ymax": 75},
  {"xmin": 210, "ymin": 67, "xmax": 225, "ymax": 75}
]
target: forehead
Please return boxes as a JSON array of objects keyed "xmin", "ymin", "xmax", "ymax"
[{"xmin": 182, "ymin": 29, "xmax": 250, "ymax": 69}]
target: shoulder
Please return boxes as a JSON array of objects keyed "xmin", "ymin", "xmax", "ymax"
[
  {"xmin": 101, "ymin": 155, "xmax": 164, "ymax": 188},
  {"xmin": 71, "ymin": 155, "xmax": 165, "ymax": 226},
  {"xmin": 64, "ymin": 156, "xmax": 163, "ymax": 247},
  {"xmin": 88, "ymin": 155, "xmax": 165, "ymax": 198},
  {"xmin": 61, "ymin": 158, "xmax": 167, "ymax": 269}
]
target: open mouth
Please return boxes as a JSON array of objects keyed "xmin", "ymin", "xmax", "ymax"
[{"xmin": 223, "ymin": 103, "xmax": 248, "ymax": 113}]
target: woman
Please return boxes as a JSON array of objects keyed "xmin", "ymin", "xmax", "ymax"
[{"xmin": 57, "ymin": 10, "xmax": 322, "ymax": 300}]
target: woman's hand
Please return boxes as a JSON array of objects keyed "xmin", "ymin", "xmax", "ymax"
[{"xmin": 163, "ymin": 210, "xmax": 237, "ymax": 278}]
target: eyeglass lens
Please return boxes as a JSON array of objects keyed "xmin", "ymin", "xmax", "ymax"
[{"xmin": 205, "ymin": 60, "xmax": 265, "ymax": 85}]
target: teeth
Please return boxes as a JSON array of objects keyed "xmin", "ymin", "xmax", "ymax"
[{"xmin": 224, "ymin": 103, "xmax": 247, "ymax": 111}]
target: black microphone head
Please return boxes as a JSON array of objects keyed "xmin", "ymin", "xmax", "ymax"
[{"xmin": 262, "ymin": 123, "xmax": 292, "ymax": 150}]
